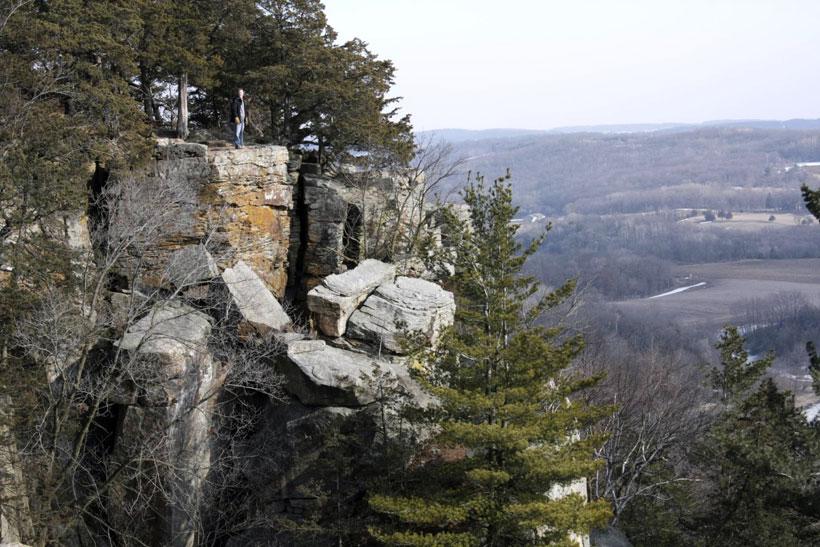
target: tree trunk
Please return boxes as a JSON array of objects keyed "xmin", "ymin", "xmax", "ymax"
[
  {"xmin": 140, "ymin": 64, "xmax": 155, "ymax": 123},
  {"xmin": 176, "ymin": 73, "xmax": 189, "ymax": 140}
]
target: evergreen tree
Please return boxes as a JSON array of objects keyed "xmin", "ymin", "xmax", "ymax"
[
  {"xmin": 695, "ymin": 328, "xmax": 820, "ymax": 546},
  {"xmin": 1, "ymin": 0, "xmax": 151, "ymax": 340},
  {"xmin": 709, "ymin": 325, "xmax": 773, "ymax": 403},
  {"xmin": 802, "ymin": 184, "xmax": 820, "ymax": 222},
  {"xmin": 224, "ymin": 0, "xmax": 413, "ymax": 161},
  {"xmin": 808, "ymin": 342, "xmax": 820, "ymax": 396},
  {"xmin": 369, "ymin": 173, "xmax": 609, "ymax": 546}
]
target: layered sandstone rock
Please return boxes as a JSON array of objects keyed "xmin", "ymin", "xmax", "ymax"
[
  {"xmin": 347, "ymin": 276, "xmax": 455, "ymax": 353},
  {"xmin": 298, "ymin": 175, "xmax": 350, "ymax": 291},
  {"xmin": 124, "ymin": 143, "xmax": 293, "ymax": 297},
  {"xmin": 306, "ymin": 259, "xmax": 396, "ymax": 337},
  {"xmin": 287, "ymin": 168, "xmax": 442, "ymax": 297},
  {"xmin": 205, "ymin": 147, "xmax": 293, "ymax": 296}
]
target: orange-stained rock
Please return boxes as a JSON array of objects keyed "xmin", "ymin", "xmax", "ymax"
[{"xmin": 120, "ymin": 143, "xmax": 294, "ymax": 298}]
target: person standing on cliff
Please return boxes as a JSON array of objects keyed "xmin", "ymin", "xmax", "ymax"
[{"xmin": 230, "ymin": 88, "xmax": 246, "ymax": 149}]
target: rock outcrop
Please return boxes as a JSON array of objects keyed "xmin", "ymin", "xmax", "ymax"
[
  {"xmin": 293, "ymin": 174, "xmax": 351, "ymax": 292},
  {"xmin": 124, "ymin": 143, "xmax": 293, "ymax": 297},
  {"xmin": 1, "ymin": 139, "xmax": 470, "ymax": 546},
  {"xmin": 347, "ymin": 276, "xmax": 455, "ymax": 353},
  {"xmin": 306, "ymin": 259, "xmax": 396, "ymax": 337},
  {"xmin": 113, "ymin": 301, "xmax": 219, "ymax": 547}
]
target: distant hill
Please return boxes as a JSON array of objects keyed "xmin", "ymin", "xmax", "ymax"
[
  {"xmin": 419, "ymin": 119, "xmax": 820, "ymax": 143},
  {"xmin": 418, "ymin": 128, "xmax": 548, "ymax": 143},
  {"xmin": 437, "ymin": 126, "xmax": 820, "ymax": 216}
]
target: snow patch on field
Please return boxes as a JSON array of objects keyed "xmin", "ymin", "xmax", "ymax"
[{"xmin": 648, "ymin": 282, "xmax": 707, "ymax": 299}]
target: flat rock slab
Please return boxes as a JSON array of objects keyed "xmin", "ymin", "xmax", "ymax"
[
  {"xmin": 347, "ymin": 276, "xmax": 455, "ymax": 353},
  {"xmin": 118, "ymin": 301, "xmax": 212, "ymax": 358},
  {"xmin": 167, "ymin": 244, "xmax": 219, "ymax": 288},
  {"xmin": 283, "ymin": 339, "xmax": 430, "ymax": 407},
  {"xmin": 222, "ymin": 260, "xmax": 291, "ymax": 333},
  {"xmin": 307, "ymin": 259, "xmax": 396, "ymax": 337}
]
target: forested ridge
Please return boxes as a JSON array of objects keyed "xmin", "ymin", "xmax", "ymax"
[{"xmin": 2, "ymin": 0, "xmax": 820, "ymax": 546}]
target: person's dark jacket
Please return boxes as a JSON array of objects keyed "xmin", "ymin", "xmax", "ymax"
[{"xmin": 230, "ymin": 96, "xmax": 244, "ymax": 122}]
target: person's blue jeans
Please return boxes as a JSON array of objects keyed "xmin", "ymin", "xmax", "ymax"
[{"xmin": 233, "ymin": 121, "xmax": 244, "ymax": 147}]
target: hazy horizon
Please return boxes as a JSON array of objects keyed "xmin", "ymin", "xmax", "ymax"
[{"xmin": 325, "ymin": 0, "xmax": 820, "ymax": 132}]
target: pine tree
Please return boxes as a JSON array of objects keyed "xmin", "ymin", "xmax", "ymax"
[
  {"xmin": 806, "ymin": 342, "xmax": 820, "ymax": 396},
  {"xmin": 709, "ymin": 326, "xmax": 773, "ymax": 403},
  {"xmin": 369, "ymin": 173, "xmax": 610, "ymax": 546},
  {"xmin": 695, "ymin": 328, "xmax": 820, "ymax": 546},
  {"xmin": 224, "ymin": 0, "xmax": 413, "ymax": 161},
  {"xmin": 802, "ymin": 184, "xmax": 820, "ymax": 222}
]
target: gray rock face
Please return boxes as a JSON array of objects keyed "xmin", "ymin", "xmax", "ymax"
[
  {"xmin": 282, "ymin": 339, "xmax": 430, "ymax": 407},
  {"xmin": 120, "ymin": 143, "xmax": 293, "ymax": 297},
  {"xmin": 222, "ymin": 260, "xmax": 291, "ymax": 334},
  {"xmin": 299, "ymin": 176, "xmax": 350, "ymax": 287},
  {"xmin": 307, "ymin": 259, "xmax": 396, "ymax": 337},
  {"xmin": 167, "ymin": 244, "xmax": 219, "ymax": 288},
  {"xmin": 347, "ymin": 276, "xmax": 455, "ymax": 353}
]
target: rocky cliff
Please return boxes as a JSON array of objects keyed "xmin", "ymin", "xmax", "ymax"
[
  {"xmin": 83, "ymin": 141, "xmax": 456, "ymax": 545},
  {"xmin": 0, "ymin": 141, "xmax": 589, "ymax": 546}
]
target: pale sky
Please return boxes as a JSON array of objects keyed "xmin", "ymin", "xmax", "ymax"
[{"xmin": 324, "ymin": 0, "xmax": 820, "ymax": 131}]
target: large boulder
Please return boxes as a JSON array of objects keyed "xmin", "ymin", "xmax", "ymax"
[
  {"xmin": 306, "ymin": 259, "xmax": 396, "ymax": 337},
  {"xmin": 116, "ymin": 301, "xmax": 213, "ymax": 405},
  {"xmin": 222, "ymin": 260, "xmax": 291, "ymax": 334},
  {"xmin": 347, "ymin": 276, "xmax": 455, "ymax": 353},
  {"xmin": 282, "ymin": 339, "xmax": 430, "ymax": 407}
]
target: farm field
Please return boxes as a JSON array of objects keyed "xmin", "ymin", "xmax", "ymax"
[
  {"xmin": 615, "ymin": 258, "xmax": 820, "ymax": 329},
  {"xmin": 677, "ymin": 211, "xmax": 816, "ymax": 230}
]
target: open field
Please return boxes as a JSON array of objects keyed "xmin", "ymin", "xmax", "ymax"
[
  {"xmin": 677, "ymin": 258, "xmax": 820, "ymax": 285},
  {"xmin": 677, "ymin": 211, "xmax": 816, "ymax": 231},
  {"xmin": 615, "ymin": 258, "xmax": 820, "ymax": 328}
]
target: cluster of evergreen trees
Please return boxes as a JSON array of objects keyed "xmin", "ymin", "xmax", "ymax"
[{"xmin": 617, "ymin": 325, "xmax": 820, "ymax": 546}]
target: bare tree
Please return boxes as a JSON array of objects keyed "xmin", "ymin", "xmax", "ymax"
[
  {"xmin": 578, "ymin": 342, "xmax": 710, "ymax": 523},
  {"xmin": 4, "ymin": 166, "xmax": 291, "ymax": 546},
  {"xmin": 330, "ymin": 135, "xmax": 466, "ymax": 269}
]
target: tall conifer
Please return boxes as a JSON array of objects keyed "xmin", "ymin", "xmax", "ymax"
[{"xmin": 369, "ymin": 173, "xmax": 610, "ymax": 546}]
